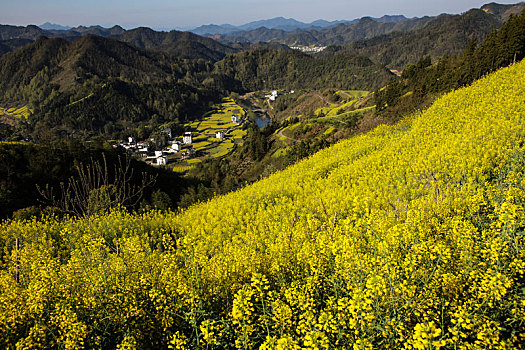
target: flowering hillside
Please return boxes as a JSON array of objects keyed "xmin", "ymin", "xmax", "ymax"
[{"xmin": 1, "ymin": 61, "xmax": 525, "ymax": 349}]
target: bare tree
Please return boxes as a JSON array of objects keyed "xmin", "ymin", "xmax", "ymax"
[{"xmin": 38, "ymin": 154, "xmax": 156, "ymax": 217}]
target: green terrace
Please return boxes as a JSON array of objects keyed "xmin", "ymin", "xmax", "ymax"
[
  {"xmin": 171, "ymin": 98, "xmax": 247, "ymax": 171},
  {"xmin": 0, "ymin": 106, "xmax": 32, "ymax": 120}
]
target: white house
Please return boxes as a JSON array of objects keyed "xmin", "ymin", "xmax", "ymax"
[
  {"xmin": 137, "ymin": 148, "xmax": 149, "ymax": 157},
  {"xmin": 155, "ymin": 150, "xmax": 164, "ymax": 157},
  {"xmin": 171, "ymin": 142, "xmax": 182, "ymax": 152},
  {"xmin": 268, "ymin": 90, "xmax": 278, "ymax": 101},
  {"xmin": 128, "ymin": 136, "xmax": 136, "ymax": 144},
  {"xmin": 231, "ymin": 115, "xmax": 240, "ymax": 124},
  {"xmin": 183, "ymin": 132, "xmax": 193, "ymax": 144},
  {"xmin": 215, "ymin": 131, "xmax": 225, "ymax": 139},
  {"xmin": 156, "ymin": 155, "xmax": 168, "ymax": 166}
]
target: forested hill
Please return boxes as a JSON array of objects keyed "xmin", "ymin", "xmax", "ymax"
[
  {"xmin": 114, "ymin": 27, "xmax": 237, "ymax": 61},
  {"xmin": 0, "ymin": 35, "xmax": 174, "ymax": 96},
  {"xmin": 210, "ymin": 48, "xmax": 393, "ymax": 91},
  {"xmin": 331, "ymin": 8, "xmax": 515, "ymax": 69},
  {"xmin": 216, "ymin": 2, "xmax": 525, "ymax": 46},
  {"xmin": 0, "ymin": 35, "xmax": 220, "ymax": 140},
  {"xmin": 268, "ymin": 16, "xmax": 434, "ymax": 46},
  {"xmin": 0, "ymin": 25, "xmax": 238, "ymax": 61}
]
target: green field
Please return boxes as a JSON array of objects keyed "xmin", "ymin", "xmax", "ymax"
[
  {"xmin": 312, "ymin": 105, "xmax": 375, "ymax": 125},
  {"xmin": 0, "ymin": 106, "xmax": 32, "ymax": 119},
  {"xmin": 336, "ymin": 90, "xmax": 369, "ymax": 100},
  {"xmin": 315, "ymin": 91, "xmax": 369, "ymax": 118},
  {"xmin": 172, "ymin": 165, "xmax": 194, "ymax": 173},
  {"xmin": 181, "ymin": 98, "xmax": 246, "ymax": 161}
]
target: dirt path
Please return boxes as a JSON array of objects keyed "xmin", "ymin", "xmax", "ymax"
[{"xmin": 277, "ymin": 128, "xmax": 298, "ymax": 142}]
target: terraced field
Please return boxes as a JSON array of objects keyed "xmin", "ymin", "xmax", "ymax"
[
  {"xmin": 315, "ymin": 90, "xmax": 370, "ymax": 117},
  {"xmin": 0, "ymin": 106, "xmax": 31, "ymax": 121},
  {"xmin": 172, "ymin": 98, "xmax": 247, "ymax": 172}
]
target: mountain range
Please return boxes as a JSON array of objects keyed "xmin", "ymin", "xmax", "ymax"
[
  {"xmin": 223, "ymin": 16, "xmax": 433, "ymax": 45},
  {"xmin": 0, "ymin": 3, "xmax": 525, "ymax": 142},
  {"xmin": 323, "ymin": 8, "xmax": 505, "ymax": 69},
  {"xmin": 214, "ymin": 3, "xmax": 525, "ymax": 45},
  {"xmin": 39, "ymin": 22, "xmax": 72, "ymax": 31},
  {"xmin": 189, "ymin": 15, "xmax": 411, "ymax": 36},
  {"xmin": 0, "ymin": 2, "xmax": 521, "ymax": 62},
  {"xmin": 0, "ymin": 24, "xmax": 237, "ymax": 61}
]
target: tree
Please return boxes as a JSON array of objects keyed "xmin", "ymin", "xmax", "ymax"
[
  {"xmin": 38, "ymin": 155, "xmax": 156, "ymax": 217},
  {"xmin": 151, "ymin": 190, "xmax": 173, "ymax": 210}
]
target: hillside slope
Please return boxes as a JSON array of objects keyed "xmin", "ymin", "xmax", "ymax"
[
  {"xmin": 276, "ymin": 16, "xmax": 433, "ymax": 46},
  {"xmin": 0, "ymin": 24, "xmax": 237, "ymax": 61},
  {"xmin": 114, "ymin": 28, "xmax": 237, "ymax": 61},
  {"xmin": 1, "ymin": 61, "xmax": 525, "ymax": 348},
  {"xmin": 212, "ymin": 48, "xmax": 393, "ymax": 91},
  {"xmin": 338, "ymin": 8, "xmax": 504, "ymax": 69},
  {"xmin": 0, "ymin": 35, "xmax": 219, "ymax": 139}
]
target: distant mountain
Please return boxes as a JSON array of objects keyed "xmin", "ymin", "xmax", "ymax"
[
  {"xmin": 0, "ymin": 24, "xmax": 237, "ymax": 61},
  {"xmin": 310, "ymin": 19, "xmax": 358, "ymax": 27},
  {"xmin": 188, "ymin": 15, "xmax": 410, "ymax": 37},
  {"xmin": 68, "ymin": 25, "xmax": 126, "ymax": 37},
  {"xmin": 213, "ymin": 3, "xmax": 524, "ymax": 47},
  {"xmin": 217, "ymin": 16, "xmax": 430, "ymax": 45},
  {"xmin": 114, "ymin": 27, "xmax": 237, "ymax": 61},
  {"xmin": 275, "ymin": 16, "xmax": 432, "ymax": 46},
  {"xmin": 374, "ymin": 15, "xmax": 411, "ymax": 23},
  {"xmin": 481, "ymin": 1, "xmax": 525, "ymax": 20},
  {"xmin": 0, "ymin": 24, "xmax": 48, "ymax": 40},
  {"xmin": 39, "ymin": 22, "xmax": 71, "ymax": 31},
  {"xmin": 191, "ymin": 24, "xmax": 240, "ymax": 36},
  {"xmin": 337, "ymin": 8, "xmax": 507, "ymax": 69},
  {"xmin": 238, "ymin": 17, "xmax": 312, "ymax": 31},
  {"xmin": 218, "ymin": 27, "xmax": 290, "ymax": 43}
]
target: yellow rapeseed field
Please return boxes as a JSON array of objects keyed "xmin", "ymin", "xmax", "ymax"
[{"xmin": 1, "ymin": 62, "xmax": 525, "ymax": 349}]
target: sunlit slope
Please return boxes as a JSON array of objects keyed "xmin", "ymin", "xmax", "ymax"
[
  {"xmin": 2, "ymin": 62, "xmax": 525, "ymax": 348},
  {"xmin": 176, "ymin": 61, "xmax": 525, "ymax": 282}
]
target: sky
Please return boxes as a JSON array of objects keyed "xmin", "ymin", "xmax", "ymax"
[{"xmin": 0, "ymin": 0, "xmax": 521, "ymax": 30}]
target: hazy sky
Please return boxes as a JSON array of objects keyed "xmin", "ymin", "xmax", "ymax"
[{"xmin": 0, "ymin": 0, "xmax": 521, "ymax": 29}]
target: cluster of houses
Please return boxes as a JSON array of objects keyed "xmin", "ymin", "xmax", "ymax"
[
  {"xmin": 264, "ymin": 90, "xmax": 295, "ymax": 102},
  {"xmin": 113, "ymin": 129, "xmax": 194, "ymax": 166},
  {"xmin": 113, "ymin": 114, "xmax": 244, "ymax": 166},
  {"xmin": 265, "ymin": 90, "xmax": 279, "ymax": 101},
  {"xmin": 117, "ymin": 137, "xmax": 150, "ymax": 156},
  {"xmin": 289, "ymin": 45, "xmax": 327, "ymax": 53}
]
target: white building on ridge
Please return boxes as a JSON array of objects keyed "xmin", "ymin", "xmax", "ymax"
[{"xmin": 183, "ymin": 132, "xmax": 193, "ymax": 144}]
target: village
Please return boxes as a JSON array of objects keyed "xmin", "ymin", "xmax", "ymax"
[
  {"xmin": 289, "ymin": 45, "xmax": 327, "ymax": 53},
  {"xmin": 111, "ymin": 92, "xmax": 286, "ymax": 170},
  {"xmin": 114, "ymin": 112, "xmax": 244, "ymax": 167}
]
